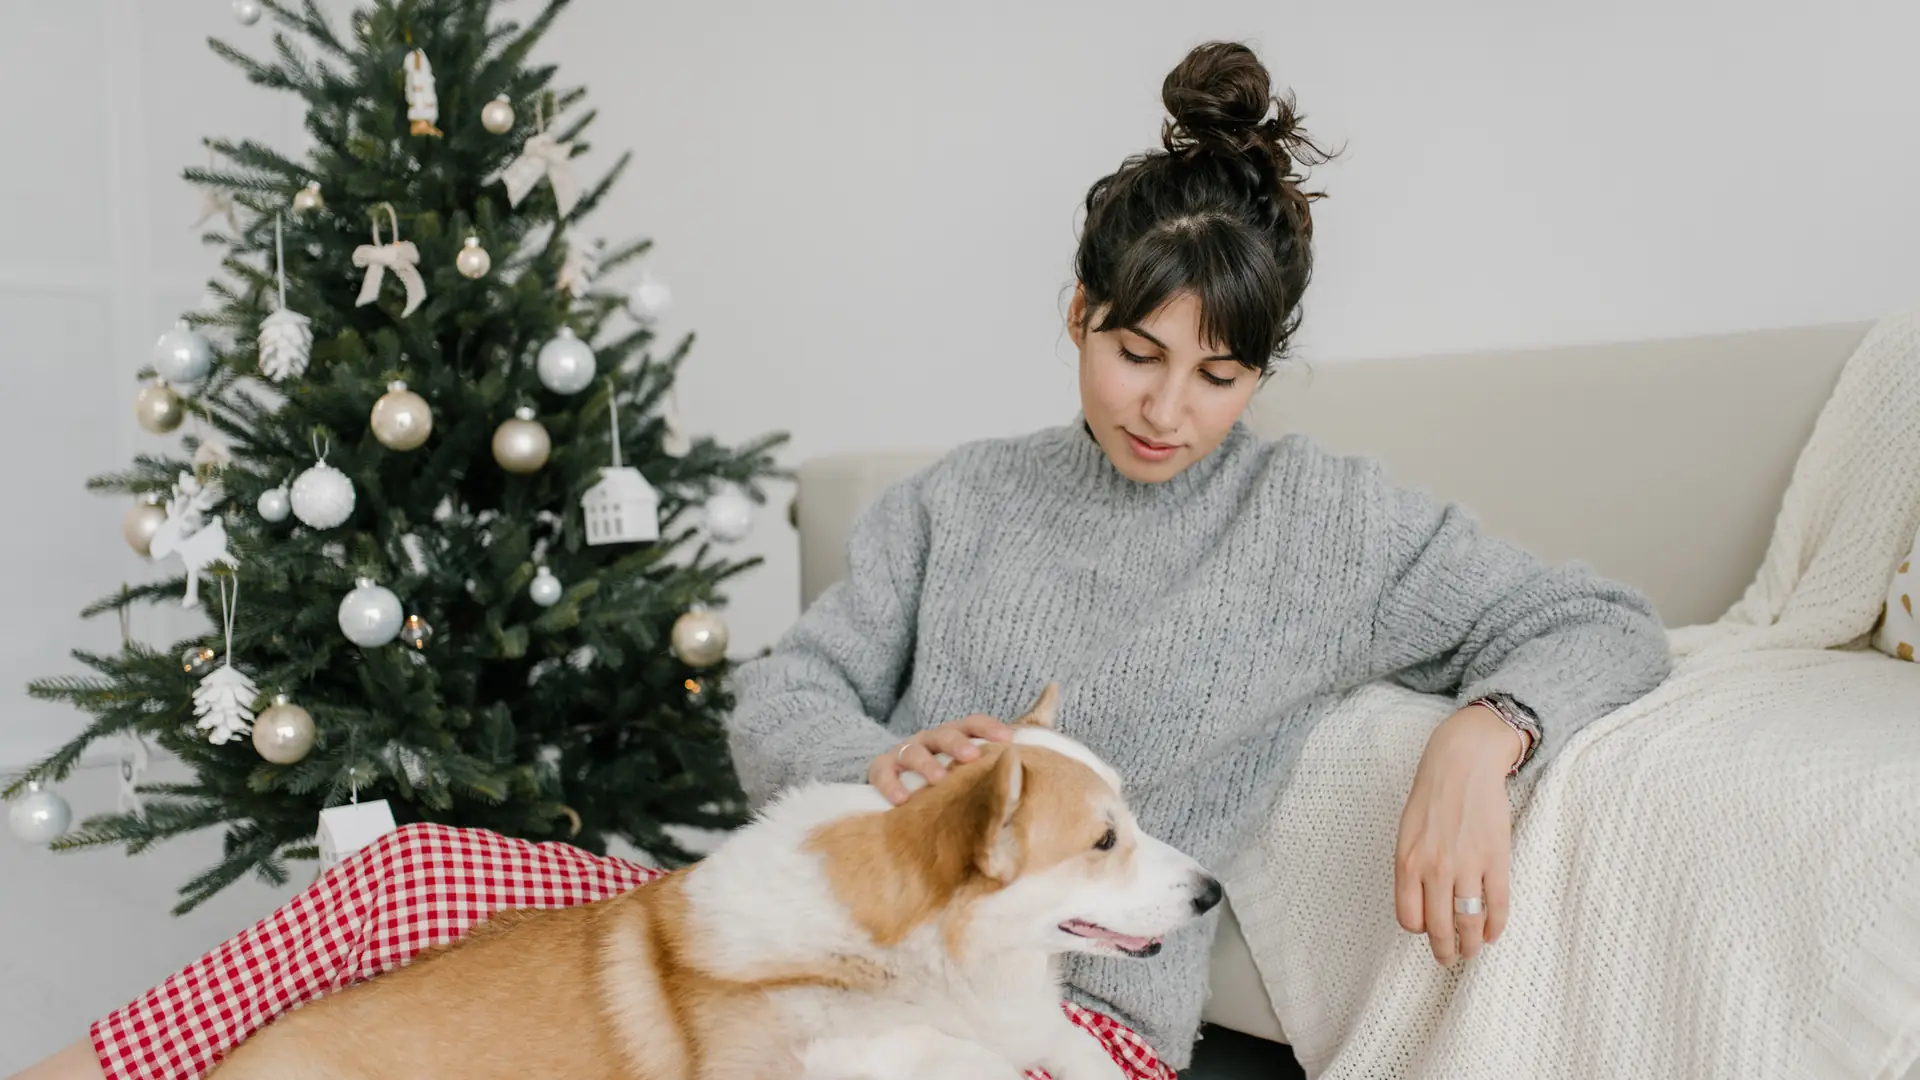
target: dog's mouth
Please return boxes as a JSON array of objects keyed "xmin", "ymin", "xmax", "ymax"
[{"xmin": 1059, "ymin": 919, "xmax": 1163, "ymax": 958}]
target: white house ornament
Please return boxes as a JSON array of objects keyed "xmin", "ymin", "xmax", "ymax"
[
  {"xmin": 152, "ymin": 320, "xmax": 213, "ymax": 388},
  {"xmin": 582, "ymin": 392, "xmax": 661, "ymax": 544},
  {"xmin": 481, "ymin": 95, "xmax": 515, "ymax": 135},
  {"xmin": 318, "ymin": 797, "xmax": 396, "ymax": 870},
  {"xmin": 256, "ymin": 485, "xmax": 290, "ymax": 523},
  {"xmin": 135, "ymin": 380, "xmax": 186, "ymax": 434},
  {"xmin": 290, "ymin": 441, "xmax": 355, "ymax": 529},
  {"xmin": 370, "ymin": 381, "xmax": 433, "ymax": 451},
  {"xmin": 670, "ymin": 607, "xmax": 729, "ymax": 668},
  {"xmin": 455, "ymin": 236, "xmax": 491, "ymax": 279},
  {"xmin": 338, "ymin": 578, "xmax": 404, "ymax": 647},
  {"xmin": 492, "ymin": 407, "xmax": 551, "ymax": 474},
  {"xmin": 353, "ymin": 205, "xmax": 426, "ymax": 317},
  {"xmin": 253, "ymin": 695, "xmax": 316, "ymax": 764},
  {"xmin": 291, "ymin": 182, "xmax": 324, "ymax": 214},
  {"xmin": 536, "ymin": 326, "xmax": 596, "ymax": 395},
  {"xmin": 123, "ymin": 497, "xmax": 168, "ymax": 557},
  {"xmin": 149, "ymin": 471, "xmax": 237, "ymax": 609},
  {"xmin": 402, "ymin": 49, "xmax": 442, "ymax": 137},
  {"xmin": 8, "ymin": 781, "xmax": 72, "ymax": 844},
  {"xmin": 259, "ymin": 214, "xmax": 313, "ymax": 382},
  {"xmin": 702, "ymin": 487, "xmax": 754, "ymax": 543},
  {"xmin": 529, "ymin": 565, "xmax": 563, "ymax": 607}
]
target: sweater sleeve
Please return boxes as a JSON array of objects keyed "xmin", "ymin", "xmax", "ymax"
[
  {"xmin": 723, "ymin": 470, "xmax": 932, "ymax": 807},
  {"xmin": 1367, "ymin": 470, "xmax": 1673, "ymax": 771}
]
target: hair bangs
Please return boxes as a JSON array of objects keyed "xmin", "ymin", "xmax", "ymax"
[{"xmin": 1092, "ymin": 216, "xmax": 1285, "ymax": 372}]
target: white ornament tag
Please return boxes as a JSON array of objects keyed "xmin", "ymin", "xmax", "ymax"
[
  {"xmin": 402, "ymin": 49, "xmax": 442, "ymax": 137},
  {"xmin": 352, "ymin": 204, "xmax": 426, "ymax": 317},
  {"xmin": 149, "ymin": 471, "xmax": 236, "ymax": 608},
  {"xmin": 317, "ymin": 799, "xmax": 397, "ymax": 869}
]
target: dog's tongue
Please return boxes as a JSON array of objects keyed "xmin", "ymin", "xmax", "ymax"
[{"xmin": 1062, "ymin": 919, "xmax": 1158, "ymax": 953}]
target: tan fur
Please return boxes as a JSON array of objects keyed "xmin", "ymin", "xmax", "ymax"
[{"xmin": 204, "ymin": 871, "xmax": 885, "ymax": 1080}]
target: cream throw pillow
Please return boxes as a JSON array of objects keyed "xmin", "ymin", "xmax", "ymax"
[{"xmin": 1873, "ymin": 522, "xmax": 1919, "ymax": 661}]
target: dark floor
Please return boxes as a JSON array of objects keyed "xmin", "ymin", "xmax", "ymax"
[{"xmin": 1182, "ymin": 1024, "xmax": 1306, "ymax": 1079}]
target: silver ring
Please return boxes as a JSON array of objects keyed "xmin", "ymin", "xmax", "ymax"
[
  {"xmin": 1454, "ymin": 896, "xmax": 1484, "ymax": 916},
  {"xmin": 896, "ymin": 742, "xmax": 912, "ymax": 763}
]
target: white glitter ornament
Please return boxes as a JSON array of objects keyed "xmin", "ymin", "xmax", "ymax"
[
  {"xmin": 291, "ymin": 437, "xmax": 355, "ymax": 529},
  {"xmin": 8, "ymin": 782, "xmax": 71, "ymax": 843},
  {"xmin": 702, "ymin": 486, "xmax": 754, "ymax": 543},
  {"xmin": 151, "ymin": 319, "xmax": 213, "ymax": 388},
  {"xmin": 535, "ymin": 326, "xmax": 596, "ymax": 395}
]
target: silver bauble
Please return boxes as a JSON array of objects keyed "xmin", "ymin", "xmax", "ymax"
[
  {"xmin": 8, "ymin": 782, "xmax": 71, "ymax": 844},
  {"xmin": 291, "ymin": 461, "xmax": 355, "ymax": 528},
  {"xmin": 529, "ymin": 565, "xmax": 563, "ymax": 607},
  {"xmin": 123, "ymin": 500, "xmax": 168, "ymax": 557},
  {"xmin": 481, "ymin": 95, "xmax": 515, "ymax": 134},
  {"xmin": 291, "ymin": 182, "xmax": 324, "ymax": 214},
  {"xmin": 135, "ymin": 381, "xmax": 186, "ymax": 434},
  {"xmin": 370, "ymin": 381, "xmax": 433, "ymax": 451},
  {"xmin": 232, "ymin": 0, "xmax": 263, "ymax": 25},
  {"xmin": 670, "ymin": 607, "xmax": 729, "ymax": 668},
  {"xmin": 152, "ymin": 320, "xmax": 213, "ymax": 387},
  {"xmin": 257, "ymin": 485, "xmax": 291, "ymax": 523},
  {"xmin": 535, "ymin": 327, "xmax": 596, "ymax": 395},
  {"xmin": 253, "ymin": 695, "xmax": 316, "ymax": 764},
  {"xmin": 492, "ymin": 407, "xmax": 551, "ymax": 474},
  {"xmin": 456, "ymin": 236, "xmax": 491, "ymax": 279},
  {"xmin": 702, "ymin": 488, "xmax": 754, "ymax": 543},
  {"xmin": 338, "ymin": 578, "xmax": 403, "ymax": 647}
]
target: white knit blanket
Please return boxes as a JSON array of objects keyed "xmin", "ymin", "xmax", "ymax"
[{"xmin": 1226, "ymin": 305, "xmax": 1920, "ymax": 1080}]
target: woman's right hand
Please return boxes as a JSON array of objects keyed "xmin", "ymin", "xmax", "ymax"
[{"xmin": 869, "ymin": 715, "xmax": 1016, "ymax": 806}]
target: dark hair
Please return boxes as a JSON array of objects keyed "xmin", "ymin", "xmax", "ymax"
[{"xmin": 1074, "ymin": 41, "xmax": 1334, "ymax": 375}]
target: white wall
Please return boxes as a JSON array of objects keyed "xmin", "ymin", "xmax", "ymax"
[{"xmin": 2, "ymin": 0, "xmax": 1917, "ymax": 1066}]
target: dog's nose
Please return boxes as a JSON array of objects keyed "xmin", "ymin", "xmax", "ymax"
[{"xmin": 1192, "ymin": 875, "xmax": 1224, "ymax": 915}]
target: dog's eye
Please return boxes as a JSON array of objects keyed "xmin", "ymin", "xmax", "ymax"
[{"xmin": 1093, "ymin": 828, "xmax": 1117, "ymax": 852}]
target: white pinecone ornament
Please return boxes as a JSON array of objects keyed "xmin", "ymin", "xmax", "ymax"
[
  {"xmin": 260, "ymin": 214, "xmax": 314, "ymax": 382},
  {"xmin": 193, "ymin": 662, "xmax": 257, "ymax": 744}
]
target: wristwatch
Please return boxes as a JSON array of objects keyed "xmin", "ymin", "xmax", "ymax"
[{"xmin": 1468, "ymin": 692, "xmax": 1541, "ymax": 776}]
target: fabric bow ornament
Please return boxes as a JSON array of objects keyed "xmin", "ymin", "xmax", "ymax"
[
  {"xmin": 352, "ymin": 204, "xmax": 426, "ymax": 317},
  {"xmin": 500, "ymin": 102, "xmax": 581, "ymax": 219}
]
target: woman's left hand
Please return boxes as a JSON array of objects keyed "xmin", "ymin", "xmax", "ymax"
[{"xmin": 1393, "ymin": 705, "xmax": 1524, "ymax": 966}]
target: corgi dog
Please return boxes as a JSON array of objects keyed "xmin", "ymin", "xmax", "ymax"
[{"xmin": 203, "ymin": 684, "xmax": 1223, "ymax": 1080}]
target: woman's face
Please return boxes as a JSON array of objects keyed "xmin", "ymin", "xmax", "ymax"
[{"xmin": 1069, "ymin": 286, "xmax": 1261, "ymax": 484}]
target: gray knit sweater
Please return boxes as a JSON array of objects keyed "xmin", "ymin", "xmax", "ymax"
[{"xmin": 725, "ymin": 418, "xmax": 1671, "ymax": 1068}]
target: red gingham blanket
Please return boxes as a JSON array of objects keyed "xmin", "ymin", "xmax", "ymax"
[{"xmin": 92, "ymin": 823, "xmax": 1175, "ymax": 1080}]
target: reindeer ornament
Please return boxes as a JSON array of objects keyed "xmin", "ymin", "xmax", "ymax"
[{"xmin": 148, "ymin": 471, "xmax": 238, "ymax": 608}]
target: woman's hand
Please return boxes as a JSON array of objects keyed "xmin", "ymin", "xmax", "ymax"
[
  {"xmin": 1393, "ymin": 704, "xmax": 1525, "ymax": 966},
  {"xmin": 868, "ymin": 714, "xmax": 1016, "ymax": 805}
]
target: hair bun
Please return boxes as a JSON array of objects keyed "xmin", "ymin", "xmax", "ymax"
[{"xmin": 1160, "ymin": 41, "xmax": 1317, "ymax": 175}]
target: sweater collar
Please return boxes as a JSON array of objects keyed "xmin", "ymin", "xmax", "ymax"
[{"xmin": 1036, "ymin": 414, "xmax": 1254, "ymax": 505}]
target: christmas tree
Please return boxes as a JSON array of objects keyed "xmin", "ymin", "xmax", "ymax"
[{"xmin": 4, "ymin": 0, "xmax": 787, "ymax": 914}]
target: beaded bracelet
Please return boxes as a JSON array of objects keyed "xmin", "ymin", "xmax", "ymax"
[{"xmin": 1468, "ymin": 692, "xmax": 1541, "ymax": 776}]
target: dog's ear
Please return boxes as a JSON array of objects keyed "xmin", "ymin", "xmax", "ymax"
[
  {"xmin": 1013, "ymin": 681, "xmax": 1060, "ymax": 729},
  {"xmin": 968, "ymin": 744, "xmax": 1025, "ymax": 882}
]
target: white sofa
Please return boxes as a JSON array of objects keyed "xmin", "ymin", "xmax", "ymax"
[{"xmin": 783, "ymin": 319, "xmax": 1871, "ymax": 1045}]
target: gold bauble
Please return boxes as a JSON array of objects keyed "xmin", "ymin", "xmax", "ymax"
[
  {"xmin": 480, "ymin": 95, "xmax": 515, "ymax": 134},
  {"xmin": 135, "ymin": 381, "xmax": 185, "ymax": 434},
  {"xmin": 122, "ymin": 500, "xmax": 168, "ymax": 557},
  {"xmin": 370, "ymin": 380, "xmax": 433, "ymax": 451},
  {"xmin": 253, "ymin": 695, "xmax": 316, "ymax": 764},
  {"xmin": 491, "ymin": 407, "xmax": 550, "ymax": 474},
  {"xmin": 670, "ymin": 607, "xmax": 729, "ymax": 668},
  {"xmin": 455, "ymin": 236, "xmax": 491, "ymax": 279}
]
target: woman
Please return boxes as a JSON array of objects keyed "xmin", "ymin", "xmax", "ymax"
[{"xmin": 16, "ymin": 40, "xmax": 1669, "ymax": 1080}]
